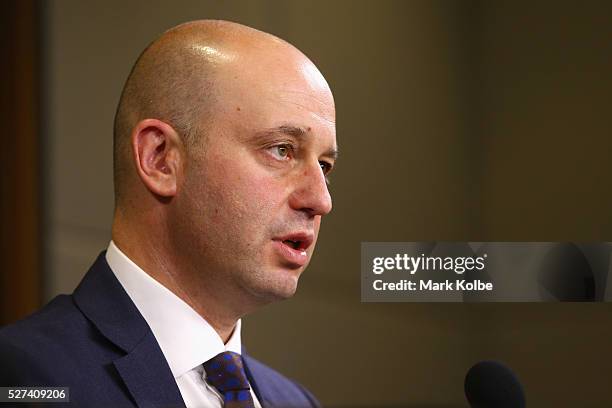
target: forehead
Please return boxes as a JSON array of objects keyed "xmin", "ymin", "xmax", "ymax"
[{"xmin": 211, "ymin": 46, "xmax": 336, "ymax": 143}]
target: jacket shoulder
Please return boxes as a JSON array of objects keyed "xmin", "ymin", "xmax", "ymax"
[
  {"xmin": 0, "ymin": 294, "xmax": 110, "ymax": 385},
  {"xmin": 243, "ymin": 353, "xmax": 321, "ymax": 408},
  {"xmin": 0, "ymin": 294, "xmax": 85, "ymax": 348}
]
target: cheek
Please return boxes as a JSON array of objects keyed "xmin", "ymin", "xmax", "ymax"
[{"xmin": 202, "ymin": 159, "xmax": 286, "ymax": 235}]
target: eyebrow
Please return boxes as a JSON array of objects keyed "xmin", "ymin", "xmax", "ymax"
[{"xmin": 256, "ymin": 124, "xmax": 339, "ymax": 160}]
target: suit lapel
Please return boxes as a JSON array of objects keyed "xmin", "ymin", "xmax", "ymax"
[
  {"xmin": 113, "ymin": 330, "xmax": 185, "ymax": 408},
  {"xmin": 242, "ymin": 353, "xmax": 275, "ymax": 408},
  {"xmin": 73, "ymin": 252, "xmax": 185, "ymax": 408}
]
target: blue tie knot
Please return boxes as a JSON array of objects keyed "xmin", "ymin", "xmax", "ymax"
[{"xmin": 203, "ymin": 351, "xmax": 251, "ymax": 393}]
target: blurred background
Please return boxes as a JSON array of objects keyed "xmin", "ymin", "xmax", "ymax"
[{"xmin": 2, "ymin": 0, "xmax": 612, "ymax": 406}]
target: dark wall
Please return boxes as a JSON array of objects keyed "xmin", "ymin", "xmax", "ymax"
[{"xmin": 0, "ymin": 0, "xmax": 41, "ymax": 325}]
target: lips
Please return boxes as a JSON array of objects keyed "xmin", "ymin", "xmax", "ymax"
[
  {"xmin": 277, "ymin": 233, "xmax": 313, "ymax": 251},
  {"xmin": 272, "ymin": 232, "xmax": 314, "ymax": 267}
]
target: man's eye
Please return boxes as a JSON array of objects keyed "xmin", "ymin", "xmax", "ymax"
[
  {"xmin": 319, "ymin": 161, "xmax": 332, "ymax": 174},
  {"xmin": 269, "ymin": 144, "xmax": 292, "ymax": 160}
]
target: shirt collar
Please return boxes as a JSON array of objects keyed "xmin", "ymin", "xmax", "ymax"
[{"xmin": 105, "ymin": 240, "xmax": 242, "ymax": 378}]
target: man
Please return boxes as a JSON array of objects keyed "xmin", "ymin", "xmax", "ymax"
[{"xmin": 0, "ymin": 20, "xmax": 337, "ymax": 408}]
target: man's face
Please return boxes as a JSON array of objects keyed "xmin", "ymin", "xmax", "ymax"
[{"xmin": 173, "ymin": 48, "xmax": 337, "ymax": 305}]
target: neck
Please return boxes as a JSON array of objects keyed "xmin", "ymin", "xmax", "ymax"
[{"xmin": 111, "ymin": 213, "xmax": 242, "ymax": 343}]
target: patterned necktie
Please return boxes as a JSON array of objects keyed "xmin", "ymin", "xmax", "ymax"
[{"xmin": 203, "ymin": 351, "xmax": 256, "ymax": 408}]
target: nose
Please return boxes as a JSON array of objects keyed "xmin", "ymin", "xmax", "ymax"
[{"xmin": 288, "ymin": 160, "xmax": 333, "ymax": 217}]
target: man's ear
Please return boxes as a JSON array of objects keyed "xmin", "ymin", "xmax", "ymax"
[{"xmin": 131, "ymin": 118, "xmax": 183, "ymax": 198}]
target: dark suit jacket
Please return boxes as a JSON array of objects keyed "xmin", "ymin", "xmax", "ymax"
[{"xmin": 0, "ymin": 252, "xmax": 320, "ymax": 408}]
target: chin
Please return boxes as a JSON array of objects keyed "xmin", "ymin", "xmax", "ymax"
[
  {"xmin": 266, "ymin": 276, "xmax": 300, "ymax": 301},
  {"xmin": 248, "ymin": 267, "xmax": 302, "ymax": 302}
]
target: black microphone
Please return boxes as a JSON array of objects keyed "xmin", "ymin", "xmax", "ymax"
[{"xmin": 464, "ymin": 361, "xmax": 526, "ymax": 408}]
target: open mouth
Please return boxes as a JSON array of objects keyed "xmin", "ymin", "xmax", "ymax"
[
  {"xmin": 282, "ymin": 239, "xmax": 304, "ymax": 250},
  {"xmin": 276, "ymin": 232, "xmax": 313, "ymax": 252},
  {"xmin": 272, "ymin": 233, "xmax": 313, "ymax": 267}
]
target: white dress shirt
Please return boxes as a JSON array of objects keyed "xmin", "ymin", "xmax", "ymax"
[{"xmin": 105, "ymin": 241, "xmax": 262, "ymax": 408}]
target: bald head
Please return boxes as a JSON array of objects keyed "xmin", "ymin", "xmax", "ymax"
[
  {"xmin": 113, "ymin": 20, "xmax": 319, "ymax": 206},
  {"xmin": 111, "ymin": 20, "xmax": 337, "ymax": 324}
]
